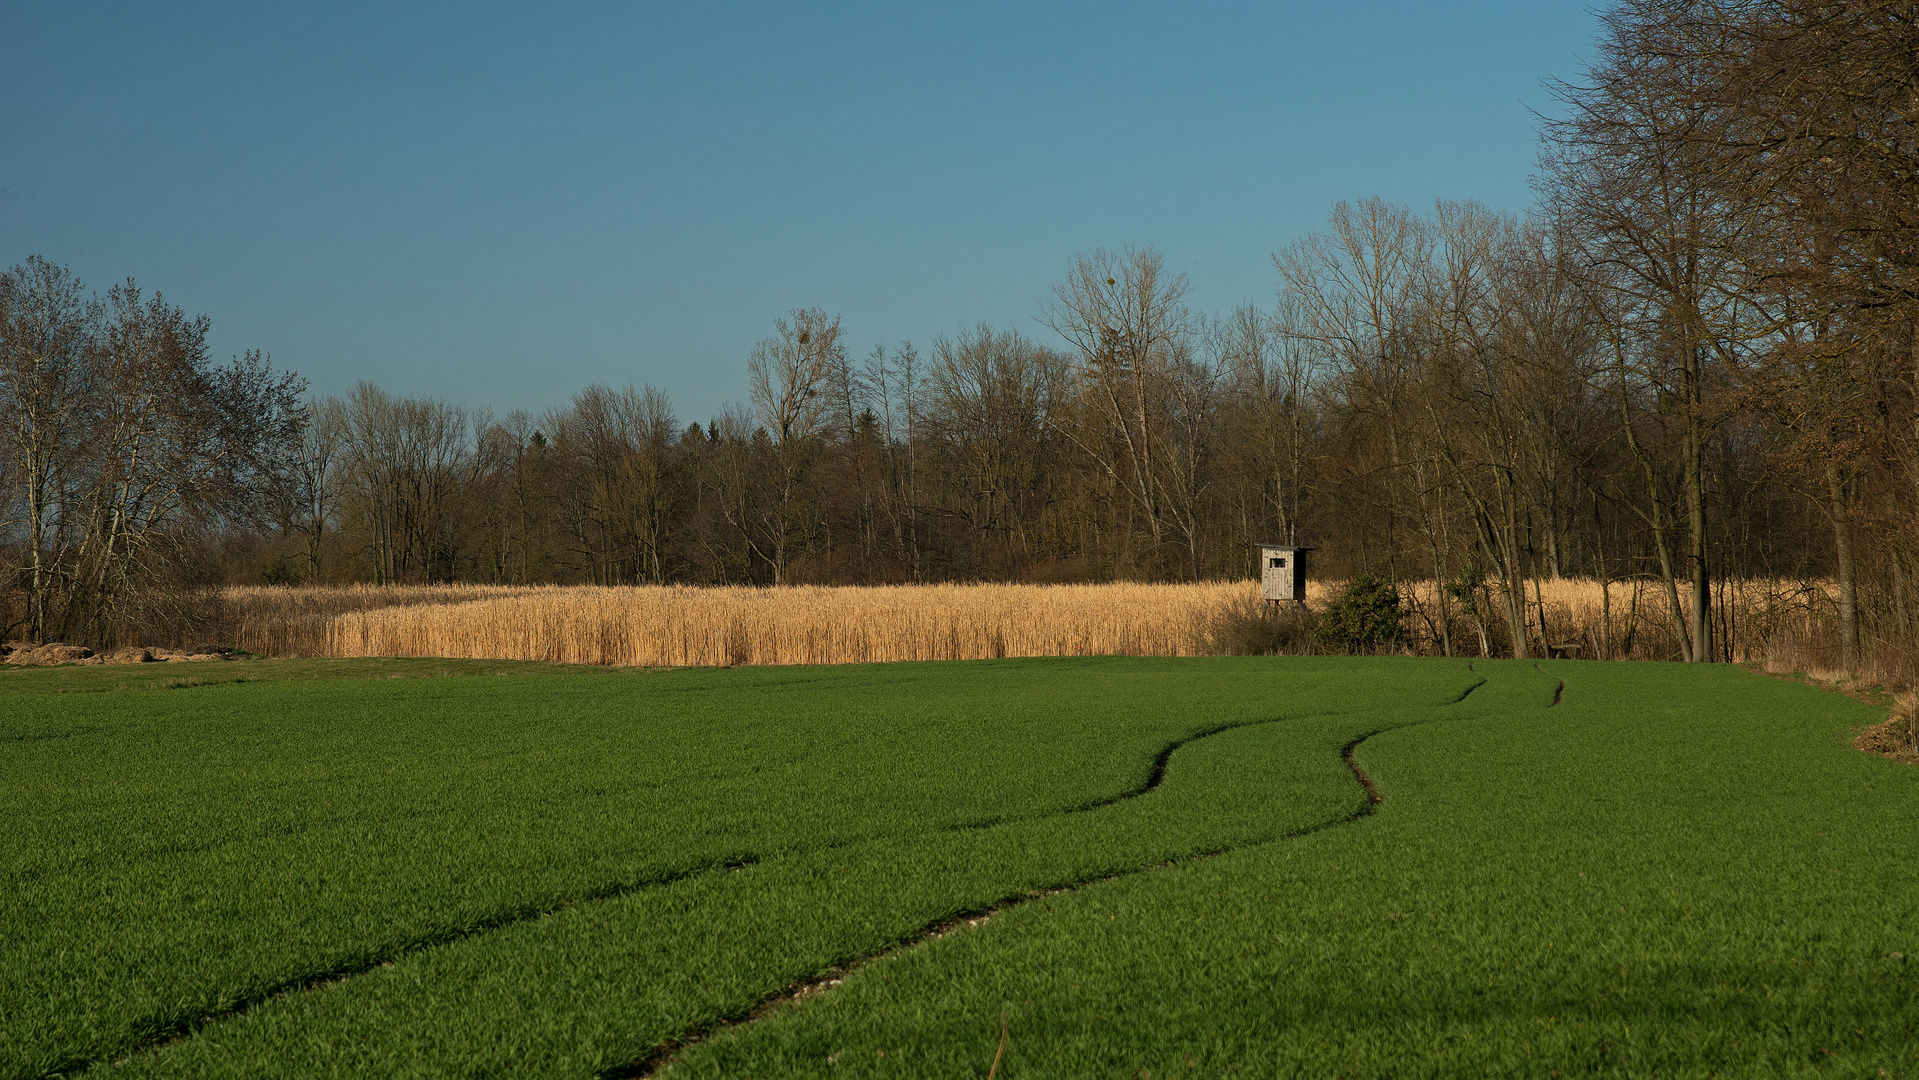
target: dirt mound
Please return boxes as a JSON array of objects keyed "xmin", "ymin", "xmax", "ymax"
[
  {"xmin": 4, "ymin": 643, "xmax": 94, "ymax": 666},
  {"xmin": 1, "ymin": 643, "xmax": 239, "ymax": 667},
  {"xmin": 1855, "ymin": 717, "xmax": 1919, "ymax": 765},
  {"xmin": 156, "ymin": 650, "xmax": 232, "ymax": 663}
]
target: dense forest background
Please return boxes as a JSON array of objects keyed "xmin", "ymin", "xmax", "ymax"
[{"xmin": 3, "ymin": 0, "xmax": 1916, "ymax": 674}]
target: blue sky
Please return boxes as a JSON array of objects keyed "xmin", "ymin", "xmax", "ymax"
[{"xmin": 1, "ymin": 2, "xmax": 1597, "ymax": 425}]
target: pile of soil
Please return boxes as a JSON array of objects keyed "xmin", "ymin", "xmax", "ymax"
[
  {"xmin": 1855, "ymin": 717, "xmax": 1919, "ymax": 765},
  {"xmin": 1, "ymin": 643, "xmax": 238, "ymax": 667}
]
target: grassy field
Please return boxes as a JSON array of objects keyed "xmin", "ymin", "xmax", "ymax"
[{"xmin": 2, "ymin": 656, "xmax": 1912, "ymax": 1077}]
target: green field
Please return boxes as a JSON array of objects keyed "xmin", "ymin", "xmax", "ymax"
[{"xmin": 2, "ymin": 656, "xmax": 1913, "ymax": 1077}]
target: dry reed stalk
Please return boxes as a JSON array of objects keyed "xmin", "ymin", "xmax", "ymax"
[
  {"xmin": 222, "ymin": 575, "xmax": 1865, "ymax": 670},
  {"xmin": 323, "ymin": 582, "xmax": 1278, "ymax": 667},
  {"xmin": 222, "ymin": 584, "xmax": 544, "ymax": 658}
]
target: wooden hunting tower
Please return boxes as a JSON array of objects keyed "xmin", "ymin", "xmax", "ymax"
[{"xmin": 1257, "ymin": 543, "xmax": 1313, "ymax": 604}]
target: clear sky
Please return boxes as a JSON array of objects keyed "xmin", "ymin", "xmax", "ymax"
[{"xmin": 2, "ymin": 1, "xmax": 1598, "ymax": 426}]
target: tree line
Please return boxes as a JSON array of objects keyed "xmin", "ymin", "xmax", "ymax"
[
  {"xmin": 3, "ymin": 0, "xmax": 1914, "ymax": 670},
  {"xmin": 0, "ymin": 256, "xmax": 304, "ymax": 646}
]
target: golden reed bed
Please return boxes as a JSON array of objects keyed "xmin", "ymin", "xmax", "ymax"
[
  {"xmin": 236, "ymin": 582, "xmax": 1279, "ymax": 666},
  {"xmin": 222, "ymin": 577, "xmax": 1856, "ymax": 669}
]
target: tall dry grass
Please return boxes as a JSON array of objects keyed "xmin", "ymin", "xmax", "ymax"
[
  {"xmin": 219, "ymin": 576, "xmax": 1904, "ymax": 686},
  {"xmin": 319, "ymin": 582, "xmax": 1280, "ymax": 667},
  {"xmin": 223, "ymin": 584, "xmax": 545, "ymax": 659}
]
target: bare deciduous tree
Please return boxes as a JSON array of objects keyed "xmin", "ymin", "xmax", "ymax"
[
  {"xmin": 1542, "ymin": 3, "xmax": 1769, "ymax": 661},
  {"xmin": 1041, "ymin": 246, "xmax": 1204, "ymax": 574},
  {"xmin": 0, "ymin": 258, "xmax": 304, "ymax": 643}
]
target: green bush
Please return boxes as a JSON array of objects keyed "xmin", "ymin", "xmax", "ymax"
[{"xmin": 1312, "ymin": 573, "xmax": 1405, "ymax": 653}]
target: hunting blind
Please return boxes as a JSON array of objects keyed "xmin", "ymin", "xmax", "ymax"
[{"xmin": 1257, "ymin": 543, "xmax": 1313, "ymax": 604}]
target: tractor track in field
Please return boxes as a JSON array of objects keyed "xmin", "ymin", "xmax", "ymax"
[
  {"xmin": 67, "ymin": 857, "xmax": 764, "ymax": 1079},
  {"xmin": 73, "ymin": 670, "xmax": 1502, "ymax": 1080},
  {"xmin": 599, "ymin": 674, "xmax": 1490, "ymax": 1080},
  {"xmin": 73, "ymin": 707, "xmax": 1364, "ymax": 1077}
]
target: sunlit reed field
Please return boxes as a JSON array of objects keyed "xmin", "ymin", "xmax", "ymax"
[
  {"xmin": 230, "ymin": 582, "xmax": 1277, "ymax": 666},
  {"xmin": 221, "ymin": 577, "xmax": 1867, "ymax": 670}
]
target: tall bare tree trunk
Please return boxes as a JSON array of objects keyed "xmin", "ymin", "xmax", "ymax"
[
  {"xmin": 1684, "ymin": 407, "xmax": 1711, "ymax": 662},
  {"xmin": 1903, "ymin": 326, "xmax": 1919, "ymax": 575},
  {"xmin": 1827, "ymin": 458, "xmax": 1858, "ymax": 669}
]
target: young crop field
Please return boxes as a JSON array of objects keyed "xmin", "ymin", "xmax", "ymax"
[{"xmin": 2, "ymin": 655, "xmax": 1913, "ymax": 1077}]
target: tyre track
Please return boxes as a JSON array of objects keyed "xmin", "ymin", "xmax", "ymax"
[
  {"xmin": 77, "ymin": 709, "xmax": 1329, "ymax": 1076},
  {"xmin": 66, "ymin": 715, "xmax": 1288, "ymax": 1077},
  {"xmin": 70, "ymin": 858, "xmax": 764, "ymax": 1078},
  {"xmin": 82, "ymin": 670, "xmax": 1494, "ymax": 1079},
  {"xmin": 602, "ymin": 674, "xmax": 1489, "ymax": 1079}
]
